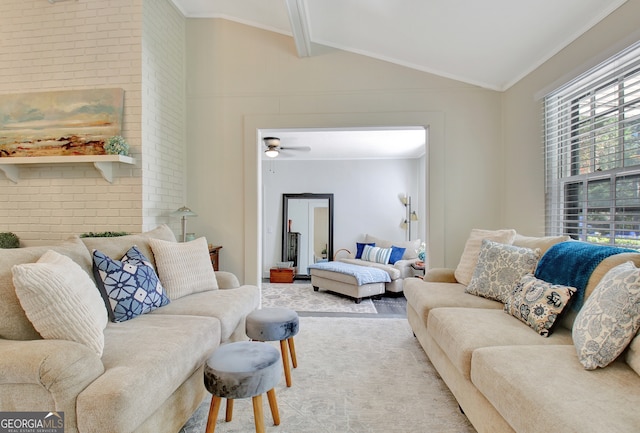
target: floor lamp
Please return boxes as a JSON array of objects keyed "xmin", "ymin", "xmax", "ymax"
[
  {"xmin": 400, "ymin": 195, "xmax": 419, "ymax": 240},
  {"xmin": 172, "ymin": 206, "xmax": 197, "ymax": 242}
]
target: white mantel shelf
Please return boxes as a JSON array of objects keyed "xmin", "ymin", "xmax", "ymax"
[{"xmin": 0, "ymin": 155, "xmax": 135, "ymax": 184}]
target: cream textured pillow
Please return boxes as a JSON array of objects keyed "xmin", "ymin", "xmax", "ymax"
[
  {"xmin": 466, "ymin": 239, "xmax": 540, "ymax": 303},
  {"xmin": 149, "ymin": 237, "xmax": 218, "ymax": 300},
  {"xmin": 11, "ymin": 250, "xmax": 108, "ymax": 357},
  {"xmin": 81, "ymin": 224, "xmax": 177, "ymax": 270},
  {"xmin": 0, "ymin": 236, "xmax": 92, "ymax": 341},
  {"xmin": 512, "ymin": 234, "xmax": 571, "ymax": 256},
  {"xmin": 454, "ymin": 228, "xmax": 517, "ymax": 285},
  {"xmin": 573, "ymin": 261, "xmax": 640, "ymax": 370}
]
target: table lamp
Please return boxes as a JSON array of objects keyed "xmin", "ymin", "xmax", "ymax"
[{"xmin": 172, "ymin": 206, "xmax": 197, "ymax": 242}]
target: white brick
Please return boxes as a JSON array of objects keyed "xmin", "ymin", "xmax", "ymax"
[{"xmin": 0, "ymin": 0, "xmax": 183, "ymax": 243}]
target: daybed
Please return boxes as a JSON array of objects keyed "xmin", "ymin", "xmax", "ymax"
[
  {"xmin": 309, "ymin": 234, "xmax": 421, "ymax": 302},
  {"xmin": 405, "ymin": 229, "xmax": 640, "ymax": 433},
  {"xmin": 0, "ymin": 225, "xmax": 260, "ymax": 433}
]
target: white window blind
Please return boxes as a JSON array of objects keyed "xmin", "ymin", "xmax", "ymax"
[{"xmin": 544, "ymin": 41, "xmax": 640, "ymax": 249}]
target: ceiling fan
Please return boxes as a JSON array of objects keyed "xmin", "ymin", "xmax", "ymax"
[{"xmin": 263, "ymin": 137, "xmax": 311, "ymax": 158}]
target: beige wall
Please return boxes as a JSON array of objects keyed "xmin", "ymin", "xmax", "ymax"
[
  {"xmin": 503, "ymin": 1, "xmax": 640, "ymax": 236},
  {"xmin": 185, "ymin": 19, "xmax": 504, "ymax": 282}
]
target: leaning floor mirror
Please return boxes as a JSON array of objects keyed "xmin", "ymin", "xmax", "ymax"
[{"xmin": 282, "ymin": 193, "xmax": 334, "ymax": 278}]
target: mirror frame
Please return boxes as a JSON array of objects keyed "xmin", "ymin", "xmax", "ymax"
[{"xmin": 282, "ymin": 193, "xmax": 334, "ymax": 268}]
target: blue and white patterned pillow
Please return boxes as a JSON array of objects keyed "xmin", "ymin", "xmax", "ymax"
[
  {"xmin": 362, "ymin": 245, "xmax": 392, "ymax": 265},
  {"xmin": 92, "ymin": 246, "xmax": 170, "ymax": 322}
]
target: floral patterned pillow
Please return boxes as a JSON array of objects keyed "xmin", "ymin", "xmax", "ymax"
[
  {"xmin": 573, "ymin": 261, "xmax": 640, "ymax": 370},
  {"xmin": 92, "ymin": 245, "xmax": 170, "ymax": 322},
  {"xmin": 466, "ymin": 239, "xmax": 540, "ymax": 303},
  {"xmin": 504, "ymin": 275, "xmax": 576, "ymax": 337}
]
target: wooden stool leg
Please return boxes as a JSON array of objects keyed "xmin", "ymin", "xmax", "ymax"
[
  {"xmin": 266, "ymin": 388, "xmax": 280, "ymax": 425},
  {"xmin": 225, "ymin": 399, "xmax": 234, "ymax": 422},
  {"xmin": 288, "ymin": 336, "xmax": 298, "ymax": 368},
  {"xmin": 252, "ymin": 394, "xmax": 265, "ymax": 433},
  {"xmin": 205, "ymin": 396, "xmax": 222, "ymax": 433},
  {"xmin": 279, "ymin": 339, "xmax": 292, "ymax": 387}
]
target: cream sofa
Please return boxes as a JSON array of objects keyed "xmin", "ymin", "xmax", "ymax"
[
  {"xmin": 0, "ymin": 225, "xmax": 260, "ymax": 433},
  {"xmin": 405, "ymin": 231, "xmax": 640, "ymax": 433}
]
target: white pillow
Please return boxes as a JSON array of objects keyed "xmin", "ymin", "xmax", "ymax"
[
  {"xmin": 11, "ymin": 250, "xmax": 108, "ymax": 357},
  {"xmin": 361, "ymin": 245, "xmax": 392, "ymax": 265},
  {"xmin": 454, "ymin": 228, "xmax": 517, "ymax": 286},
  {"xmin": 149, "ymin": 237, "xmax": 218, "ymax": 300}
]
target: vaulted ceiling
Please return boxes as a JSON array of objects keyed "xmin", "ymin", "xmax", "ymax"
[{"xmin": 170, "ymin": 0, "xmax": 628, "ymax": 91}]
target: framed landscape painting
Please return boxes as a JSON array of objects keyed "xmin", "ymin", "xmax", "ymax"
[{"xmin": 0, "ymin": 88, "xmax": 124, "ymax": 157}]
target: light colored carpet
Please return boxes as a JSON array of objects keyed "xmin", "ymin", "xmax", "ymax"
[
  {"xmin": 180, "ymin": 317, "xmax": 476, "ymax": 433},
  {"xmin": 261, "ymin": 283, "xmax": 377, "ymax": 314}
]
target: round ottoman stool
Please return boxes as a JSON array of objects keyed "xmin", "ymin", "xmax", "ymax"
[
  {"xmin": 246, "ymin": 307, "xmax": 299, "ymax": 387},
  {"xmin": 204, "ymin": 341, "xmax": 282, "ymax": 433}
]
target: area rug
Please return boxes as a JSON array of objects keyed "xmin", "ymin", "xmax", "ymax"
[
  {"xmin": 179, "ymin": 317, "xmax": 476, "ymax": 433},
  {"xmin": 261, "ymin": 283, "xmax": 377, "ymax": 314}
]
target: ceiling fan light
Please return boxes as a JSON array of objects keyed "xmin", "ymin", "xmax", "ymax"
[{"xmin": 265, "ymin": 148, "xmax": 279, "ymax": 158}]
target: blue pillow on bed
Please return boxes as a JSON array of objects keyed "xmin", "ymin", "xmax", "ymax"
[
  {"xmin": 355, "ymin": 242, "xmax": 375, "ymax": 259},
  {"xmin": 389, "ymin": 246, "xmax": 406, "ymax": 264}
]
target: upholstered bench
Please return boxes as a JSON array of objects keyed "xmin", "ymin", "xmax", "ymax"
[{"xmin": 308, "ymin": 261, "xmax": 391, "ymax": 303}]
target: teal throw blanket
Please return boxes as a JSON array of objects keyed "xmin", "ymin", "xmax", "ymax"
[{"xmin": 534, "ymin": 241, "xmax": 636, "ymax": 310}]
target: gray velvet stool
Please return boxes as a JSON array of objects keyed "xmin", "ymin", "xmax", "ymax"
[
  {"xmin": 245, "ymin": 307, "xmax": 299, "ymax": 387},
  {"xmin": 204, "ymin": 341, "xmax": 282, "ymax": 433}
]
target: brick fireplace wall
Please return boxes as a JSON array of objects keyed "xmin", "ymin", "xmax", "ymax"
[{"xmin": 0, "ymin": 0, "xmax": 186, "ymax": 243}]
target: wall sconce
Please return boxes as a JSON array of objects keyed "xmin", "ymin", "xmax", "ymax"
[
  {"xmin": 171, "ymin": 206, "xmax": 197, "ymax": 242},
  {"xmin": 399, "ymin": 194, "xmax": 419, "ymax": 240}
]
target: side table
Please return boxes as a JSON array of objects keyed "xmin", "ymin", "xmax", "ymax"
[
  {"xmin": 209, "ymin": 245, "xmax": 222, "ymax": 271},
  {"xmin": 270, "ymin": 267, "xmax": 295, "ymax": 283},
  {"xmin": 411, "ymin": 261, "xmax": 425, "ymax": 279}
]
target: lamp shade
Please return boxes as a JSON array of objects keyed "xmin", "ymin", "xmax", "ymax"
[
  {"xmin": 264, "ymin": 148, "xmax": 279, "ymax": 158},
  {"xmin": 172, "ymin": 206, "xmax": 197, "ymax": 217}
]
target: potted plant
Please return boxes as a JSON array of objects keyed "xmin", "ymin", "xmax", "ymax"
[
  {"xmin": 80, "ymin": 231, "xmax": 129, "ymax": 238},
  {"xmin": 0, "ymin": 232, "xmax": 20, "ymax": 248},
  {"xmin": 103, "ymin": 136, "xmax": 130, "ymax": 156}
]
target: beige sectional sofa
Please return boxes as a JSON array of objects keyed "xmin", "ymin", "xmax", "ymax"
[
  {"xmin": 0, "ymin": 225, "xmax": 260, "ymax": 433},
  {"xmin": 405, "ymin": 231, "xmax": 640, "ymax": 433}
]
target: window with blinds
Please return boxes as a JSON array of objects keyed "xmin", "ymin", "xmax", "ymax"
[{"xmin": 544, "ymin": 41, "xmax": 640, "ymax": 249}]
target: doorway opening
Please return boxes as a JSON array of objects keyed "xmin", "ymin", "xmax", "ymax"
[{"xmin": 259, "ymin": 126, "xmax": 427, "ymax": 280}]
